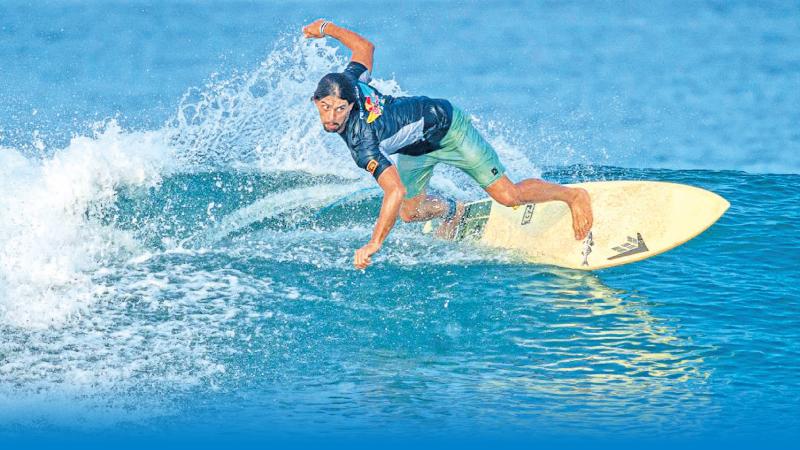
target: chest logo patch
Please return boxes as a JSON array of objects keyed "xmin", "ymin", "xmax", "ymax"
[{"xmin": 364, "ymin": 95, "xmax": 383, "ymax": 123}]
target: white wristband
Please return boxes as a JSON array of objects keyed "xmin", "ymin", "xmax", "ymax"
[{"xmin": 319, "ymin": 20, "xmax": 331, "ymax": 37}]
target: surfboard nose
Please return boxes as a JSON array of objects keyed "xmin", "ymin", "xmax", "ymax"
[{"xmin": 679, "ymin": 183, "xmax": 730, "ymax": 229}]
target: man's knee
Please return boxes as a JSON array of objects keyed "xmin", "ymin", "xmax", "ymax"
[
  {"xmin": 399, "ymin": 199, "xmax": 418, "ymax": 223},
  {"xmin": 399, "ymin": 207, "xmax": 415, "ymax": 223},
  {"xmin": 489, "ymin": 185, "xmax": 521, "ymax": 207}
]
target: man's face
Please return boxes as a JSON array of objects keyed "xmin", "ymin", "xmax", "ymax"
[{"xmin": 314, "ymin": 95, "xmax": 354, "ymax": 133}]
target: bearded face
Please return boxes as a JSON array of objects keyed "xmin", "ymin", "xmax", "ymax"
[{"xmin": 313, "ymin": 95, "xmax": 354, "ymax": 133}]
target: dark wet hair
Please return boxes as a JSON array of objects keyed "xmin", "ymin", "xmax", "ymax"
[{"xmin": 312, "ymin": 72, "xmax": 358, "ymax": 105}]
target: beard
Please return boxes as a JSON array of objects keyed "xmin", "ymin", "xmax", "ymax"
[{"xmin": 324, "ymin": 122, "xmax": 344, "ymax": 133}]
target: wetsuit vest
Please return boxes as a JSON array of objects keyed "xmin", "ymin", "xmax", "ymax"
[{"xmin": 337, "ymin": 61, "xmax": 453, "ymax": 180}]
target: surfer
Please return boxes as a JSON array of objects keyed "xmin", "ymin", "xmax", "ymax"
[{"xmin": 302, "ymin": 19, "xmax": 593, "ymax": 269}]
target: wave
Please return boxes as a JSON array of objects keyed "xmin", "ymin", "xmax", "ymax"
[
  {"xmin": 0, "ymin": 122, "xmax": 171, "ymax": 328},
  {"xmin": 4, "ymin": 34, "xmax": 793, "ymax": 333},
  {"xmin": 0, "ymin": 37, "xmax": 538, "ymax": 330}
]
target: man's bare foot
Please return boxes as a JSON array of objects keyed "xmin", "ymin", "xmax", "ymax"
[
  {"xmin": 435, "ymin": 201, "xmax": 465, "ymax": 240},
  {"xmin": 568, "ymin": 188, "xmax": 593, "ymax": 240}
]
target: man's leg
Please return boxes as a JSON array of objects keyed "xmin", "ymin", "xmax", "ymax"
[
  {"xmin": 399, "ymin": 191, "xmax": 465, "ymax": 239},
  {"xmin": 395, "ymin": 153, "xmax": 462, "ymax": 224},
  {"xmin": 399, "ymin": 191, "xmax": 457, "ymax": 223},
  {"xmin": 433, "ymin": 106, "xmax": 593, "ymax": 240},
  {"xmin": 485, "ymin": 175, "xmax": 593, "ymax": 240}
]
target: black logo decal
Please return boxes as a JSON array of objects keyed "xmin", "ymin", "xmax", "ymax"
[
  {"xmin": 491, "ymin": 167, "xmax": 498, "ymax": 176},
  {"xmin": 607, "ymin": 233, "xmax": 649, "ymax": 260},
  {"xmin": 521, "ymin": 204, "xmax": 534, "ymax": 225},
  {"xmin": 582, "ymin": 231, "xmax": 594, "ymax": 266}
]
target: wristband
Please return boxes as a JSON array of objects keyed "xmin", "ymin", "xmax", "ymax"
[{"xmin": 319, "ymin": 20, "xmax": 331, "ymax": 36}]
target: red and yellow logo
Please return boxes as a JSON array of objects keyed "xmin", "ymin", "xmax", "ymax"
[
  {"xmin": 366, "ymin": 159, "xmax": 379, "ymax": 174},
  {"xmin": 364, "ymin": 96, "xmax": 383, "ymax": 123}
]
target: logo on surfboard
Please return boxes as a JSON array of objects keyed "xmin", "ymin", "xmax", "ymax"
[
  {"xmin": 607, "ymin": 233, "xmax": 649, "ymax": 260},
  {"xmin": 581, "ymin": 231, "xmax": 594, "ymax": 266},
  {"xmin": 520, "ymin": 204, "xmax": 535, "ymax": 225}
]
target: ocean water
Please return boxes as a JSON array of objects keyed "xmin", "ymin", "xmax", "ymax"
[{"xmin": 1, "ymin": 1, "xmax": 799, "ymax": 448}]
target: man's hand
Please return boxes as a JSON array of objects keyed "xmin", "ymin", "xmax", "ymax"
[
  {"xmin": 354, "ymin": 241, "xmax": 381, "ymax": 270},
  {"xmin": 302, "ymin": 19, "xmax": 327, "ymax": 39},
  {"xmin": 300, "ymin": 20, "xmax": 374, "ymax": 71}
]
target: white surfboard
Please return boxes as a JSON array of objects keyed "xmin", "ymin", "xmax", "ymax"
[{"xmin": 427, "ymin": 181, "xmax": 729, "ymax": 270}]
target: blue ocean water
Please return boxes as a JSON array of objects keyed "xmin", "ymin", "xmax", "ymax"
[{"xmin": 1, "ymin": 1, "xmax": 799, "ymax": 448}]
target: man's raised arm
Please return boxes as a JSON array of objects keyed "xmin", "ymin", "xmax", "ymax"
[{"xmin": 302, "ymin": 19, "xmax": 374, "ymax": 72}]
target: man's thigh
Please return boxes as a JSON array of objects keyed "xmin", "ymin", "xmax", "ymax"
[
  {"xmin": 433, "ymin": 110, "xmax": 506, "ymax": 189},
  {"xmin": 397, "ymin": 153, "xmax": 437, "ymax": 199}
]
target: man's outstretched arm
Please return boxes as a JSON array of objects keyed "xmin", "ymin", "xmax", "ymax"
[
  {"xmin": 302, "ymin": 19, "xmax": 375, "ymax": 72},
  {"xmin": 353, "ymin": 166, "xmax": 406, "ymax": 270}
]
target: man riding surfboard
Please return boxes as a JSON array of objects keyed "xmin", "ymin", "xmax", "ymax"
[{"xmin": 302, "ymin": 19, "xmax": 593, "ymax": 269}]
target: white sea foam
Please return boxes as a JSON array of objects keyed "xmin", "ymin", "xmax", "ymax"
[
  {"xmin": 194, "ymin": 182, "xmax": 369, "ymax": 245},
  {"xmin": 0, "ymin": 121, "xmax": 173, "ymax": 329},
  {"xmin": 0, "ymin": 262, "xmax": 271, "ymax": 428}
]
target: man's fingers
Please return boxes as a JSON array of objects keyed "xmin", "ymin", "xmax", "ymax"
[
  {"xmin": 354, "ymin": 250, "xmax": 366, "ymax": 269},
  {"xmin": 354, "ymin": 251, "xmax": 362, "ymax": 267},
  {"xmin": 354, "ymin": 244, "xmax": 378, "ymax": 269},
  {"xmin": 302, "ymin": 20, "xmax": 325, "ymax": 38},
  {"xmin": 353, "ymin": 252, "xmax": 372, "ymax": 269}
]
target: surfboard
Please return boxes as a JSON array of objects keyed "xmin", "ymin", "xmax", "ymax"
[{"xmin": 425, "ymin": 181, "xmax": 729, "ymax": 270}]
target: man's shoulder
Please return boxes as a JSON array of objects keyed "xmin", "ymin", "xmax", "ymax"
[{"xmin": 343, "ymin": 61, "xmax": 370, "ymax": 84}]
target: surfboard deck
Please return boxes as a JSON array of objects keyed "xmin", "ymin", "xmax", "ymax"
[{"xmin": 424, "ymin": 181, "xmax": 730, "ymax": 270}]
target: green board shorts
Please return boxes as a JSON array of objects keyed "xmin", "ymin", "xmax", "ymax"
[{"xmin": 397, "ymin": 106, "xmax": 506, "ymax": 199}]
